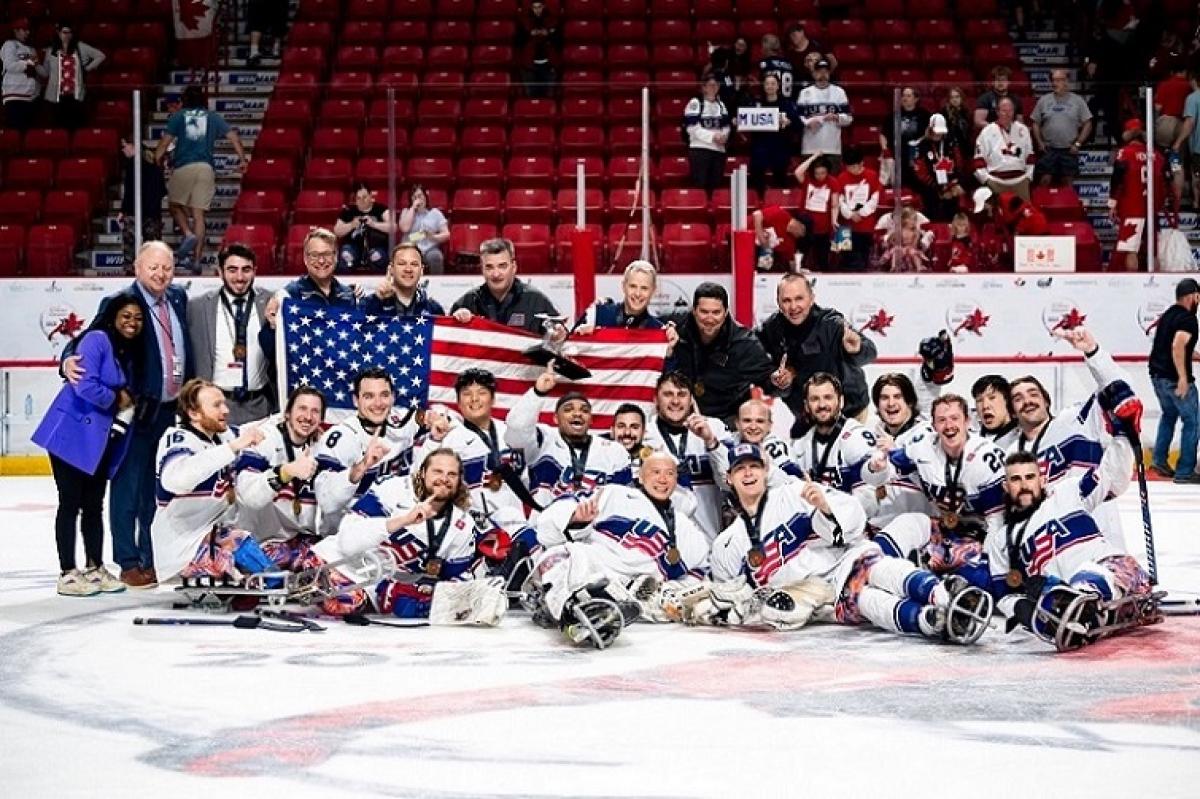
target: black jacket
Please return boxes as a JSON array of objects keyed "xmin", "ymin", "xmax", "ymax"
[
  {"xmin": 666, "ymin": 311, "xmax": 774, "ymax": 422},
  {"xmin": 450, "ymin": 278, "xmax": 559, "ymax": 335},
  {"xmin": 756, "ymin": 305, "xmax": 878, "ymax": 424}
]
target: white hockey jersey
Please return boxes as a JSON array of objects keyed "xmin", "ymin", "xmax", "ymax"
[
  {"xmin": 536, "ymin": 485, "xmax": 711, "ymax": 583},
  {"xmin": 863, "ymin": 432, "xmax": 1007, "ymax": 541},
  {"xmin": 985, "ymin": 438, "xmax": 1133, "ymax": 597},
  {"xmin": 312, "ymin": 409, "xmax": 422, "ymax": 535},
  {"xmin": 410, "ymin": 418, "xmax": 526, "ymax": 517},
  {"xmin": 151, "ymin": 425, "xmax": 239, "ymax": 582},
  {"xmin": 235, "ymin": 423, "xmax": 319, "ymax": 542},
  {"xmin": 865, "ymin": 418, "xmax": 936, "ymax": 525},
  {"xmin": 1009, "ymin": 347, "xmax": 1131, "ymax": 550},
  {"xmin": 973, "ymin": 120, "xmax": 1035, "ymax": 187},
  {"xmin": 709, "ymin": 477, "xmax": 873, "ymax": 596},
  {"xmin": 642, "ymin": 413, "xmax": 730, "ymax": 539},
  {"xmin": 795, "ymin": 82, "xmax": 852, "ymax": 154},
  {"xmin": 314, "ymin": 473, "xmax": 482, "ymax": 583},
  {"xmin": 504, "ymin": 389, "xmax": 633, "ymax": 510},
  {"xmin": 709, "ymin": 432, "xmax": 802, "ymax": 491},
  {"xmin": 792, "ymin": 417, "xmax": 878, "ymax": 512}
]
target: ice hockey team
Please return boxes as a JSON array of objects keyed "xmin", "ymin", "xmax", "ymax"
[{"xmin": 148, "ymin": 273, "xmax": 1160, "ymax": 652}]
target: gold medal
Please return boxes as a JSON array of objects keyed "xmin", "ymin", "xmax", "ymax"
[
  {"xmin": 485, "ymin": 472, "xmax": 502, "ymax": 490},
  {"xmin": 1005, "ymin": 569, "xmax": 1023, "ymax": 589},
  {"xmin": 292, "ymin": 496, "xmax": 302, "ymax": 518},
  {"xmin": 233, "ymin": 343, "xmax": 247, "ymax": 361},
  {"xmin": 638, "ymin": 445, "xmax": 654, "ymax": 462},
  {"xmin": 747, "ymin": 548, "xmax": 765, "ymax": 568},
  {"xmin": 693, "ymin": 382, "xmax": 705, "ymax": 397},
  {"xmin": 665, "ymin": 547, "xmax": 681, "ymax": 565},
  {"xmin": 424, "ymin": 557, "xmax": 443, "ymax": 577},
  {"xmin": 942, "ymin": 511, "xmax": 959, "ymax": 529}
]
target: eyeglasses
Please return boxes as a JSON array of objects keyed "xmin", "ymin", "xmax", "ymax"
[{"xmin": 305, "ymin": 252, "xmax": 336, "ymax": 264}]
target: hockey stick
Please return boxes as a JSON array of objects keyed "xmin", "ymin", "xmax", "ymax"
[
  {"xmin": 1128, "ymin": 428, "xmax": 1158, "ymax": 585},
  {"xmin": 133, "ymin": 614, "xmax": 321, "ymax": 632},
  {"xmin": 343, "ymin": 613, "xmax": 430, "ymax": 629}
]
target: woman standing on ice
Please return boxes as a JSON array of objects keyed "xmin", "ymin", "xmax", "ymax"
[{"xmin": 33, "ymin": 295, "xmax": 144, "ymax": 597}]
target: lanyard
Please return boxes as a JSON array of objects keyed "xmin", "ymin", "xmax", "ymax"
[
  {"xmin": 1018, "ymin": 420, "xmax": 1051, "ymax": 458},
  {"xmin": 566, "ymin": 436, "xmax": 592, "ymax": 487},
  {"xmin": 1005, "ymin": 515, "xmax": 1034, "ymax": 575},
  {"xmin": 424, "ymin": 506, "xmax": 455, "ymax": 565},
  {"xmin": 738, "ymin": 492, "xmax": 768, "ymax": 549},
  {"xmin": 657, "ymin": 419, "xmax": 688, "ymax": 460},
  {"xmin": 943, "ymin": 453, "xmax": 965, "ymax": 509},
  {"xmin": 644, "ymin": 490, "xmax": 678, "ymax": 548},
  {"xmin": 464, "ymin": 419, "xmax": 501, "ymax": 470},
  {"xmin": 809, "ymin": 418, "xmax": 845, "ymax": 482},
  {"xmin": 219, "ymin": 290, "xmax": 251, "ymax": 346}
]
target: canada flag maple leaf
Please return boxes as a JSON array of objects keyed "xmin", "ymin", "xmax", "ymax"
[
  {"xmin": 1050, "ymin": 307, "xmax": 1087, "ymax": 332},
  {"xmin": 46, "ymin": 312, "xmax": 87, "ymax": 342},
  {"xmin": 862, "ymin": 308, "xmax": 894, "ymax": 335},
  {"xmin": 177, "ymin": 0, "xmax": 210, "ymax": 32},
  {"xmin": 953, "ymin": 308, "xmax": 990, "ymax": 337}
]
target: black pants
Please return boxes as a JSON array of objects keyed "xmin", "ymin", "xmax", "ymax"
[
  {"xmin": 688, "ymin": 148, "xmax": 727, "ymax": 195},
  {"xmin": 3, "ymin": 99, "xmax": 36, "ymax": 131},
  {"xmin": 50, "ymin": 451, "xmax": 110, "ymax": 573},
  {"xmin": 51, "ymin": 97, "xmax": 86, "ymax": 130}
]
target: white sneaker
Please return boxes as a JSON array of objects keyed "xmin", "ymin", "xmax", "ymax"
[
  {"xmin": 83, "ymin": 566, "xmax": 126, "ymax": 594},
  {"xmin": 58, "ymin": 569, "xmax": 101, "ymax": 597}
]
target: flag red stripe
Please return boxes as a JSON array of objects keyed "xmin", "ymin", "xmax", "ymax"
[
  {"xmin": 431, "ymin": 341, "xmax": 664, "ymax": 373},
  {"xmin": 427, "ymin": 372, "xmax": 657, "ymax": 403}
]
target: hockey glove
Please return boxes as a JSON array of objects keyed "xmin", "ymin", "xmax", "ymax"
[{"xmin": 919, "ymin": 329, "xmax": 955, "ymax": 385}]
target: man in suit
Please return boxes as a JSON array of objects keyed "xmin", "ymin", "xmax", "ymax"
[
  {"xmin": 188, "ymin": 243, "xmax": 274, "ymax": 424},
  {"xmin": 62, "ymin": 241, "xmax": 193, "ymax": 588}
]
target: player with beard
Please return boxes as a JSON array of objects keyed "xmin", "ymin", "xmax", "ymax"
[
  {"xmin": 642, "ymin": 371, "xmax": 729, "ymax": 539},
  {"xmin": 525, "ymin": 452, "xmax": 710, "ymax": 647},
  {"xmin": 986, "ymin": 439, "xmax": 1154, "ymax": 651},
  {"xmin": 868, "ymin": 373, "xmax": 935, "ymax": 525},
  {"xmin": 608, "ymin": 403, "xmax": 647, "ymax": 460},
  {"xmin": 312, "ymin": 368, "xmax": 424, "ymax": 535},
  {"xmin": 972, "ymin": 375, "xmax": 1019, "ymax": 448},
  {"xmin": 791, "ymin": 373, "xmax": 877, "ymax": 510},
  {"xmin": 863, "ymin": 394, "xmax": 1007, "ymax": 589},
  {"xmin": 150, "ymin": 379, "xmax": 277, "ymax": 585},
  {"xmin": 235, "ymin": 386, "xmax": 325, "ymax": 568},
  {"xmin": 505, "ymin": 361, "xmax": 633, "ymax": 510},
  {"xmin": 694, "ymin": 444, "xmax": 989, "ymax": 643},
  {"xmin": 307, "ymin": 449, "xmax": 506, "ymax": 624},
  {"xmin": 709, "ymin": 398, "xmax": 802, "ymax": 491},
  {"xmin": 1008, "ymin": 328, "xmax": 1139, "ymax": 551}
]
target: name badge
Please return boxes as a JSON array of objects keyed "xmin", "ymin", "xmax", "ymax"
[{"xmin": 171, "ymin": 355, "xmax": 185, "ymax": 381}]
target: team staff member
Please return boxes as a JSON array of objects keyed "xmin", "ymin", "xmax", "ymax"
[
  {"xmin": 1148, "ymin": 278, "xmax": 1200, "ymax": 483},
  {"xmin": 450, "ymin": 238, "xmax": 559, "ymax": 334}
]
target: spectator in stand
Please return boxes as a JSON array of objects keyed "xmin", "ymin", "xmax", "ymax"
[
  {"xmin": 792, "ymin": 152, "xmax": 837, "ymax": 269},
  {"xmin": 912, "ymin": 113, "xmax": 969, "ymax": 222},
  {"xmin": 515, "ymin": 0, "xmax": 561, "ymax": 99},
  {"xmin": 1147, "ymin": 277, "xmax": 1200, "ymax": 483},
  {"xmin": 246, "ymin": 0, "xmax": 287, "ymax": 66},
  {"xmin": 398, "ymin": 184, "xmax": 450, "ymax": 274},
  {"xmin": 450, "ymin": 237, "xmax": 559, "ymax": 334},
  {"xmin": 878, "ymin": 207, "xmax": 931, "ymax": 272},
  {"xmin": 971, "ymin": 186, "xmax": 1049, "ymax": 269},
  {"xmin": 758, "ymin": 34, "xmax": 796, "ymax": 100},
  {"xmin": 364, "ymin": 243, "xmax": 446, "ymax": 318},
  {"xmin": 2, "ymin": 17, "xmax": 41, "ymax": 130},
  {"xmin": 974, "ymin": 66, "xmax": 1025, "ymax": 131},
  {"xmin": 796, "ymin": 58, "xmax": 851, "ymax": 171},
  {"xmin": 946, "ymin": 212, "xmax": 978, "ymax": 272},
  {"xmin": 1109, "ymin": 118, "xmax": 1169, "ymax": 271},
  {"xmin": 974, "ymin": 97, "xmax": 1036, "ymax": 201},
  {"xmin": 33, "ymin": 294, "xmax": 143, "ymax": 597},
  {"xmin": 756, "ymin": 272, "xmax": 877, "ymax": 434},
  {"xmin": 704, "ymin": 44, "xmax": 750, "ymax": 115},
  {"xmin": 334, "ymin": 183, "xmax": 394, "ymax": 273},
  {"xmin": 119, "ymin": 136, "xmax": 166, "ymax": 265},
  {"xmin": 745, "ymin": 74, "xmax": 799, "ymax": 195},
  {"xmin": 1156, "ymin": 58, "xmax": 1192, "ymax": 202},
  {"xmin": 728, "ymin": 36, "xmax": 753, "ymax": 86},
  {"xmin": 1030, "ymin": 69, "xmax": 1094, "ymax": 187},
  {"xmin": 880, "ymin": 86, "xmax": 931, "ymax": 190},
  {"xmin": 786, "ymin": 22, "xmax": 835, "ymax": 80},
  {"xmin": 940, "ymin": 87, "xmax": 973, "ymax": 157},
  {"xmin": 42, "ymin": 21, "xmax": 105, "ymax": 130},
  {"xmin": 834, "ymin": 145, "xmax": 882, "ymax": 271},
  {"xmin": 752, "ymin": 205, "xmax": 812, "ymax": 271},
  {"xmin": 1178, "ymin": 68, "xmax": 1200, "ymax": 209},
  {"xmin": 156, "ymin": 85, "xmax": 249, "ymax": 273},
  {"xmin": 683, "ymin": 73, "xmax": 732, "ymax": 196}
]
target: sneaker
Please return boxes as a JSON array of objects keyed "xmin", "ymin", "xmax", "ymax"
[
  {"xmin": 121, "ymin": 567, "xmax": 158, "ymax": 589},
  {"xmin": 1149, "ymin": 463, "xmax": 1176, "ymax": 479},
  {"xmin": 83, "ymin": 566, "xmax": 126, "ymax": 593},
  {"xmin": 176, "ymin": 233, "xmax": 197, "ymax": 260},
  {"xmin": 1173, "ymin": 472, "xmax": 1200, "ymax": 485},
  {"xmin": 58, "ymin": 569, "xmax": 100, "ymax": 597}
]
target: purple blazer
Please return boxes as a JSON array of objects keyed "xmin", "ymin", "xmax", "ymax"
[{"xmin": 32, "ymin": 330, "xmax": 134, "ymax": 478}]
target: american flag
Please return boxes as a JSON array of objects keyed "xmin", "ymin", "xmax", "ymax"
[
  {"xmin": 277, "ymin": 300, "xmax": 670, "ymax": 426},
  {"xmin": 752, "ymin": 537, "xmax": 784, "ymax": 585},
  {"xmin": 1028, "ymin": 529, "xmax": 1055, "ymax": 575}
]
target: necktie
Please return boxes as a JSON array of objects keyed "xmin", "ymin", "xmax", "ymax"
[
  {"xmin": 156, "ymin": 297, "xmax": 180, "ymax": 399},
  {"xmin": 233, "ymin": 296, "xmax": 249, "ymax": 399}
]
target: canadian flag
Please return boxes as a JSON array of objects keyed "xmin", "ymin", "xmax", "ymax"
[{"xmin": 173, "ymin": 0, "xmax": 216, "ymax": 41}]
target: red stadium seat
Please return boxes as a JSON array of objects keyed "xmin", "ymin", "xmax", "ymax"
[
  {"xmin": 1033, "ymin": 186, "xmax": 1087, "ymax": 222},
  {"xmin": 609, "ymin": 187, "xmax": 658, "ymax": 223},
  {"xmin": 562, "ymin": 95, "xmax": 599, "ymax": 125},
  {"xmin": 416, "ymin": 98, "xmax": 462, "ymax": 125},
  {"xmin": 422, "ymin": 70, "xmax": 468, "ymax": 96},
  {"xmin": 310, "ymin": 127, "xmax": 361, "ymax": 159},
  {"xmin": 608, "ymin": 18, "xmax": 647, "ymax": 43},
  {"xmin": 477, "ymin": 0, "xmax": 518, "ymax": 18},
  {"xmin": 560, "ymin": 126, "xmax": 605, "ymax": 157},
  {"xmin": 908, "ymin": 0, "xmax": 949, "ymax": 15},
  {"xmin": 460, "ymin": 126, "xmax": 509, "ymax": 157},
  {"xmin": 71, "ymin": 127, "xmax": 121, "ymax": 161},
  {"xmin": 607, "ymin": 156, "xmax": 649, "ymax": 188},
  {"xmin": 609, "ymin": 0, "xmax": 647, "ymax": 14},
  {"xmin": 563, "ymin": 44, "xmax": 605, "ymax": 69},
  {"xmin": 507, "ymin": 155, "xmax": 557, "ymax": 189},
  {"xmin": 439, "ymin": 0, "xmax": 474, "ymax": 18},
  {"xmin": 824, "ymin": 19, "xmax": 868, "ymax": 45},
  {"xmin": 55, "ymin": 158, "xmax": 107, "ymax": 200},
  {"xmin": 5, "ymin": 158, "xmax": 55, "ymax": 190},
  {"xmin": 255, "ymin": 126, "xmax": 308, "ymax": 160},
  {"xmin": 429, "ymin": 20, "xmax": 472, "ymax": 44},
  {"xmin": 304, "ymin": 157, "xmax": 353, "ymax": 191},
  {"xmin": 862, "ymin": 0, "xmax": 904, "ymax": 16},
  {"xmin": 456, "ymin": 156, "xmax": 505, "ymax": 188},
  {"xmin": 558, "ymin": 156, "xmax": 606, "ymax": 189},
  {"xmin": 280, "ymin": 46, "xmax": 327, "ymax": 73},
  {"xmin": 470, "ymin": 69, "xmax": 514, "ymax": 98},
  {"xmin": 353, "ymin": 157, "xmax": 391, "ymax": 186},
  {"xmin": 452, "ymin": 187, "xmax": 502, "ymax": 225},
  {"xmin": 288, "ymin": 21, "xmax": 333, "ymax": 46},
  {"xmin": 319, "ymin": 98, "xmax": 368, "ymax": 125},
  {"xmin": 661, "ymin": 188, "xmax": 710, "ymax": 224},
  {"xmin": 607, "ymin": 95, "xmax": 644, "ymax": 124},
  {"xmin": 347, "ymin": 0, "xmax": 389, "ymax": 18},
  {"xmin": 273, "ymin": 70, "xmax": 320, "ymax": 100},
  {"xmin": 0, "ymin": 224, "xmax": 24, "ymax": 275},
  {"xmin": 914, "ymin": 19, "xmax": 956, "ymax": 39},
  {"xmin": 222, "ymin": 224, "xmax": 278, "ymax": 272},
  {"xmin": 475, "ymin": 17, "xmax": 516, "ymax": 44},
  {"xmin": 407, "ymin": 157, "xmax": 453, "ymax": 187},
  {"xmin": 449, "ymin": 223, "xmax": 499, "ymax": 270},
  {"xmin": 964, "ymin": 19, "xmax": 1008, "ymax": 43},
  {"xmin": 651, "ymin": 19, "xmax": 693, "ymax": 43},
  {"xmin": 693, "ymin": 0, "xmax": 734, "ymax": 17},
  {"xmin": 608, "ymin": 44, "xmax": 650, "ymax": 70},
  {"xmin": 554, "ymin": 223, "xmax": 605, "ymax": 268},
  {"xmin": 556, "ymin": 188, "xmax": 606, "ymax": 226},
  {"xmin": 503, "ymin": 223, "xmax": 552, "ymax": 272},
  {"xmin": 41, "ymin": 189, "xmax": 92, "ymax": 234},
  {"xmin": 0, "ymin": 128, "xmax": 22, "ymax": 156},
  {"xmin": 297, "ymin": 0, "xmax": 341, "ymax": 18},
  {"xmin": 0, "ymin": 190, "xmax": 40, "ymax": 226},
  {"xmin": 564, "ymin": 0, "xmax": 606, "ymax": 18},
  {"xmin": 877, "ymin": 43, "xmax": 920, "ymax": 67},
  {"xmin": 653, "ymin": 43, "xmax": 698, "ymax": 71},
  {"xmin": 504, "ymin": 188, "xmax": 553, "ymax": 225},
  {"xmin": 26, "ymin": 224, "xmax": 76, "ymax": 276},
  {"xmin": 510, "ymin": 125, "xmax": 557, "ymax": 154},
  {"xmin": 658, "ymin": 156, "xmax": 691, "ymax": 188},
  {"xmin": 655, "ymin": 0, "xmax": 697, "ymax": 17},
  {"xmin": 662, "ymin": 223, "xmax": 713, "ymax": 272},
  {"xmin": 607, "ymin": 223, "xmax": 655, "ymax": 269},
  {"xmin": 293, "ymin": 189, "xmax": 344, "ymax": 226},
  {"xmin": 384, "ymin": 19, "xmax": 428, "ymax": 43},
  {"xmin": 427, "ymin": 45, "xmax": 469, "ymax": 66},
  {"xmin": 764, "ymin": 188, "xmax": 803, "ymax": 208},
  {"xmin": 243, "ymin": 157, "xmax": 297, "ymax": 192},
  {"xmin": 834, "ymin": 43, "xmax": 875, "ymax": 67},
  {"xmin": 361, "ymin": 127, "xmax": 410, "ymax": 157},
  {"xmin": 381, "ymin": 44, "xmax": 425, "ymax": 69},
  {"xmin": 974, "ymin": 42, "xmax": 1021, "ymax": 70},
  {"xmin": 471, "ymin": 45, "xmax": 513, "ymax": 69},
  {"xmin": 870, "ymin": 19, "xmax": 913, "ymax": 42},
  {"xmin": 233, "ymin": 189, "xmax": 287, "ymax": 229},
  {"xmin": 393, "ymin": 0, "xmax": 434, "ymax": 15},
  {"xmin": 923, "ymin": 42, "xmax": 967, "ymax": 67},
  {"xmin": 22, "ymin": 128, "xmax": 71, "ymax": 159},
  {"xmin": 410, "ymin": 126, "xmax": 459, "ymax": 158},
  {"xmin": 779, "ymin": 0, "xmax": 821, "ymax": 16},
  {"xmin": 710, "ymin": 188, "xmax": 761, "ymax": 222},
  {"xmin": 694, "ymin": 19, "xmax": 736, "ymax": 46},
  {"xmin": 564, "ymin": 19, "xmax": 603, "ymax": 42},
  {"xmin": 738, "ymin": 19, "xmax": 779, "ymax": 41},
  {"xmin": 512, "ymin": 98, "xmax": 558, "ymax": 125}
]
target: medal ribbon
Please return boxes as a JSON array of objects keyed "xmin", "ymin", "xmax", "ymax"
[
  {"xmin": 220, "ymin": 290, "xmax": 251, "ymax": 399},
  {"xmin": 424, "ymin": 505, "xmax": 455, "ymax": 573},
  {"xmin": 566, "ymin": 436, "xmax": 592, "ymax": 488},
  {"xmin": 738, "ymin": 491, "xmax": 769, "ymax": 562},
  {"xmin": 809, "ymin": 418, "xmax": 846, "ymax": 483},
  {"xmin": 278, "ymin": 422, "xmax": 308, "ymax": 517},
  {"xmin": 657, "ymin": 418, "xmax": 688, "ymax": 461},
  {"xmin": 1005, "ymin": 515, "xmax": 1034, "ymax": 581},
  {"xmin": 943, "ymin": 453, "xmax": 965, "ymax": 516}
]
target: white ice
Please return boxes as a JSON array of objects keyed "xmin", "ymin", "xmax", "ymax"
[{"xmin": 0, "ymin": 476, "xmax": 1197, "ymax": 798}]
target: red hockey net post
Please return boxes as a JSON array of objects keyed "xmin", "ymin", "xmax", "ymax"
[
  {"xmin": 731, "ymin": 165, "xmax": 756, "ymax": 326},
  {"xmin": 571, "ymin": 159, "xmax": 597, "ymax": 314}
]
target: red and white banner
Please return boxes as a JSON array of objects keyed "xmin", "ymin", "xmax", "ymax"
[{"xmin": 172, "ymin": 0, "xmax": 216, "ymax": 40}]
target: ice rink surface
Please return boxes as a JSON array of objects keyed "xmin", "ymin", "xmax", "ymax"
[{"xmin": 0, "ymin": 475, "xmax": 1197, "ymax": 798}]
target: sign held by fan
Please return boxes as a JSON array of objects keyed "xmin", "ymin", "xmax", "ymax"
[
  {"xmin": 736, "ymin": 107, "xmax": 782, "ymax": 132},
  {"xmin": 1014, "ymin": 236, "xmax": 1076, "ymax": 273}
]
